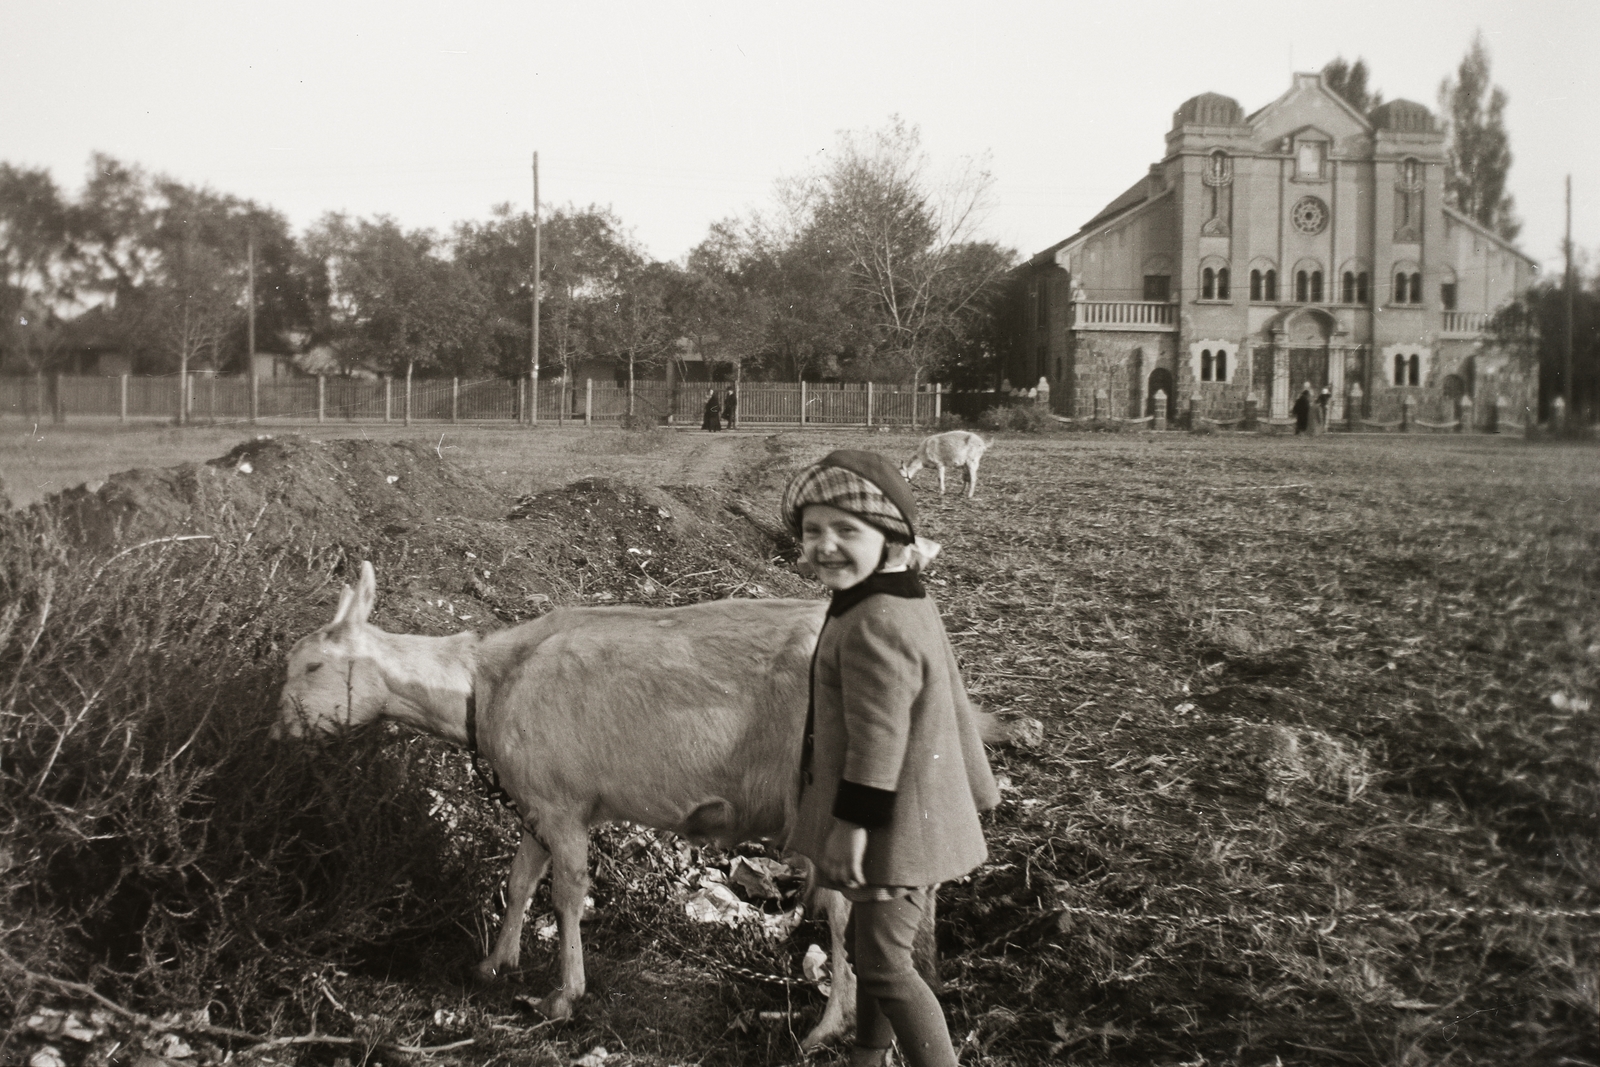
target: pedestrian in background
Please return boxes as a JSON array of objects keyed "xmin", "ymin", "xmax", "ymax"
[
  {"xmin": 702, "ymin": 388, "xmax": 722, "ymax": 432},
  {"xmin": 1293, "ymin": 387, "xmax": 1312, "ymax": 434}
]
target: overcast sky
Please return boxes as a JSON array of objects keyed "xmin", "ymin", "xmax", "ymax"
[{"xmin": 4, "ymin": 0, "xmax": 1594, "ymax": 277}]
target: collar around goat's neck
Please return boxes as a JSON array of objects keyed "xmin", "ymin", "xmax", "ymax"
[
  {"xmin": 827, "ymin": 569, "xmax": 925, "ymax": 618},
  {"xmin": 463, "ymin": 688, "xmax": 480, "ymax": 753}
]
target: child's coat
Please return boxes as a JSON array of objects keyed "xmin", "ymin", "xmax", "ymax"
[{"xmin": 787, "ymin": 591, "xmax": 1000, "ymax": 888}]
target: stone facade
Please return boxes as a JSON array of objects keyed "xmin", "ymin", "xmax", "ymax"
[{"xmin": 1006, "ymin": 73, "xmax": 1539, "ymax": 428}]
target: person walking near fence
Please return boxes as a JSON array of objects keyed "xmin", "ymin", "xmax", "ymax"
[
  {"xmin": 701, "ymin": 389, "xmax": 722, "ymax": 432},
  {"xmin": 1293, "ymin": 387, "xmax": 1312, "ymax": 435},
  {"xmin": 721, "ymin": 388, "xmax": 736, "ymax": 430},
  {"xmin": 781, "ymin": 450, "xmax": 999, "ymax": 1067}
]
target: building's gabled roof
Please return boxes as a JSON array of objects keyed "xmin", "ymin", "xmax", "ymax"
[
  {"xmin": 1442, "ymin": 206, "xmax": 1540, "ymax": 269},
  {"xmin": 1244, "ymin": 72, "xmax": 1373, "ymax": 134},
  {"xmin": 1063, "ymin": 176, "xmax": 1157, "ymax": 244}
]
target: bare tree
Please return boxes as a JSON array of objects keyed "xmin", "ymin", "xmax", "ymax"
[{"xmin": 800, "ymin": 117, "xmax": 1014, "ymax": 387}]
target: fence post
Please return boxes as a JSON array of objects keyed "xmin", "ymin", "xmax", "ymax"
[
  {"xmin": 451, "ymin": 378, "xmax": 459, "ymax": 423},
  {"xmin": 934, "ymin": 383, "xmax": 941, "ymax": 423},
  {"xmin": 585, "ymin": 379, "xmax": 592, "ymax": 426},
  {"xmin": 1401, "ymin": 395, "xmax": 1414, "ymax": 432},
  {"xmin": 404, "ymin": 365, "xmax": 412, "ymax": 426},
  {"xmin": 317, "ymin": 375, "xmax": 325, "ymax": 423},
  {"xmin": 120, "ymin": 374, "xmax": 128, "ymax": 423},
  {"xmin": 800, "ymin": 380, "xmax": 807, "ymax": 426},
  {"xmin": 52, "ymin": 372, "xmax": 64, "ymax": 425},
  {"xmin": 865, "ymin": 381, "xmax": 873, "ymax": 428},
  {"xmin": 208, "ymin": 374, "xmax": 216, "ymax": 425},
  {"xmin": 384, "ymin": 375, "xmax": 392, "ymax": 422}
]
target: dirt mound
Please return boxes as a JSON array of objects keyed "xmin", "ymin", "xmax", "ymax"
[
  {"xmin": 44, "ymin": 434, "xmax": 505, "ymax": 555},
  {"xmin": 24, "ymin": 434, "xmax": 813, "ymax": 634}
]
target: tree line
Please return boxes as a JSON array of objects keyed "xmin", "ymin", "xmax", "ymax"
[{"xmin": 0, "ymin": 119, "xmax": 1015, "ymax": 389}]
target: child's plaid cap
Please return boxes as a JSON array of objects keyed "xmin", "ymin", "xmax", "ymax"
[{"xmin": 781, "ymin": 449, "xmax": 917, "ymax": 544}]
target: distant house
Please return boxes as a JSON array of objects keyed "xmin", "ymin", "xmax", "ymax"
[{"xmin": 1006, "ymin": 72, "xmax": 1538, "ymax": 426}]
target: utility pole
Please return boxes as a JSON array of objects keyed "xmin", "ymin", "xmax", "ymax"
[
  {"xmin": 1564, "ymin": 175, "xmax": 1575, "ymax": 417},
  {"xmin": 247, "ymin": 231, "xmax": 258, "ymax": 424},
  {"xmin": 530, "ymin": 151, "xmax": 541, "ymax": 424}
]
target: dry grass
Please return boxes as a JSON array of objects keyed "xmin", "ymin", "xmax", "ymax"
[{"xmin": 1, "ymin": 426, "xmax": 1596, "ymax": 1066}]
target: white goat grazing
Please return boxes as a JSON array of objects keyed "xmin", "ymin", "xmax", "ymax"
[
  {"xmin": 273, "ymin": 562, "xmax": 859, "ymax": 1046},
  {"xmin": 900, "ymin": 430, "xmax": 989, "ymax": 498}
]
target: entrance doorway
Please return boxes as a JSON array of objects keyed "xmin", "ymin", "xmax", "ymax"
[{"xmin": 1289, "ymin": 348, "xmax": 1328, "ymax": 394}]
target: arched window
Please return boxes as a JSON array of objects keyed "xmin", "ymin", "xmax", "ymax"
[
  {"xmin": 1217, "ymin": 268, "xmax": 1230, "ymax": 300},
  {"xmin": 1202, "ymin": 267, "xmax": 1216, "ymax": 300},
  {"xmin": 1250, "ymin": 269, "xmax": 1263, "ymax": 301},
  {"xmin": 1357, "ymin": 272, "xmax": 1369, "ymax": 304},
  {"xmin": 1395, "ymin": 272, "xmax": 1409, "ymax": 304},
  {"xmin": 1408, "ymin": 354, "xmax": 1420, "ymax": 385},
  {"xmin": 1215, "ymin": 350, "xmax": 1228, "ymax": 381},
  {"xmin": 1201, "ymin": 350, "xmax": 1214, "ymax": 381},
  {"xmin": 1265, "ymin": 269, "xmax": 1278, "ymax": 302},
  {"xmin": 1296, "ymin": 271, "xmax": 1309, "ymax": 302},
  {"xmin": 1409, "ymin": 273, "xmax": 1423, "ymax": 304},
  {"xmin": 1394, "ymin": 355, "xmax": 1406, "ymax": 385},
  {"xmin": 1342, "ymin": 272, "xmax": 1355, "ymax": 304},
  {"xmin": 1311, "ymin": 271, "xmax": 1323, "ymax": 303}
]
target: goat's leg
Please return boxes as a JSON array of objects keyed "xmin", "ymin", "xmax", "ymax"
[
  {"xmin": 966, "ymin": 461, "xmax": 978, "ymax": 498},
  {"xmin": 937, "ymin": 465, "xmax": 947, "ymax": 495},
  {"xmin": 800, "ymin": 887, "xmax": 857, "ymax": 1051},
  {"xmin": 531, "ymin": 820, "xmax": 591, "ymax": 1020},
  {"xmin": 475, "ymin": 830, "xmax": 550, "ymax": 983}
]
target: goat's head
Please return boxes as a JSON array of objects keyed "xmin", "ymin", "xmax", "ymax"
[
  {"xmin": 898, "ymin": 456, "xmax": 922, "ymax": 482},
  {"xmin": 272, "ymin": 560, "xmax": 390, "ymax": 739}
]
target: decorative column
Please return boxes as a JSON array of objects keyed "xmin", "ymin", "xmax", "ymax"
[
  {"xmin": 1271, "ymin": 344, "xmax": 1289, "ymax": 419},
  {"xmin": 1328, "ymin": 344, "xmax": 1347, "ymax": 423}
]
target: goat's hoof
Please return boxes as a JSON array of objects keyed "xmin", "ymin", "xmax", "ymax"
[
  {"xmin": 470, "ymin": 960, "xmax": 505, "ymax": 986},
  {"xmin": 515, "ymin": 991, "xmax": 576, "ymax": 1021}
]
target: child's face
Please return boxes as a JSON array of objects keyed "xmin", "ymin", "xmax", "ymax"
[{"xmin": 801, "ymin": 503, "xmax": 888, "ymax": 592}]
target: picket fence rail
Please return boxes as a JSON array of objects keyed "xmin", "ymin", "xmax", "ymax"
[{"xmin": 0, "ymin": 374, "xmax": 949, "ymax": 429}]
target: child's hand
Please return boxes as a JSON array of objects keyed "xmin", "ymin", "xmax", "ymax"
[{"xmin": 819, "ymin": 821, "xmax": 868, "ymax": 888}]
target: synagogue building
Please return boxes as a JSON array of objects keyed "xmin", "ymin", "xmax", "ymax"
[{"xmin": 1006, "ymin": 72, "xmax": 1538, "ymax": 427}]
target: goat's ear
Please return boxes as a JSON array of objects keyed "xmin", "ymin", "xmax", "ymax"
[
  {"xmin": 328, "ymin": 584, "xmax": 356, "ymax": 627},
  {"xmin": 347, "ymin": 561, "xmax": 377, "ymax": 626}
]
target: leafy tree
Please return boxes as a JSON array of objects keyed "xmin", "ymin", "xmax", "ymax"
[
  {"xmin": 305, "ymin": 214, "xmax": 489, "ymax": 379},
  {"xmin": 0, "ymin": 164, "xmax": 73, "ymax": 377},
  {"xmin": 593, "ymin": 260, "xmax": 677, "ymax": 414},
  {"xmin": 453, "ymin": 203, "xmax": 639, "ymax": 385},
  {"xmin": 59, "ymin": 156, "xmax": 305, "ymax": 382},
  {"xmin": 1440, "ymin": 32, "xmax": 1520, "ymax": 240},
  {"xmin": 670, "ymin": 220, "xmax": 773, "ymax": 384},
  {"xmin": 1322, "ymin": 57, "xmax": 1383, "ymax": 112},
  {"xmin": 1490, "ymin": 264, "xmax": 1600, "ymax": 421}
]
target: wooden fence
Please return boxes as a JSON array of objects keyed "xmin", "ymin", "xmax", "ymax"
[{"xmin": 0, "ymin": 374, "xmax": 946, "ymax": 429}]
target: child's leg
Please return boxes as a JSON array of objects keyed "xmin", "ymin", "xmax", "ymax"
[{"xmin": 847, "ymin": 890, "xmax": 957, "ymax": 1067}]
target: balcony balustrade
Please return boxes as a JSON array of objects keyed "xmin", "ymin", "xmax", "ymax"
[
  {"xmin": 1441, "ymin": 310, "xmax": 1491, "ymax": 337},
  {"xmin": 1070, "ymin": 300, "xmax": 1177, "ymax": 332}
]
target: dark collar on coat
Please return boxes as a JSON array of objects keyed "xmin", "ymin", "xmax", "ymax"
[{"xmin": 827, "ymin": 569, "xmax": 925, "ymax": 618}]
